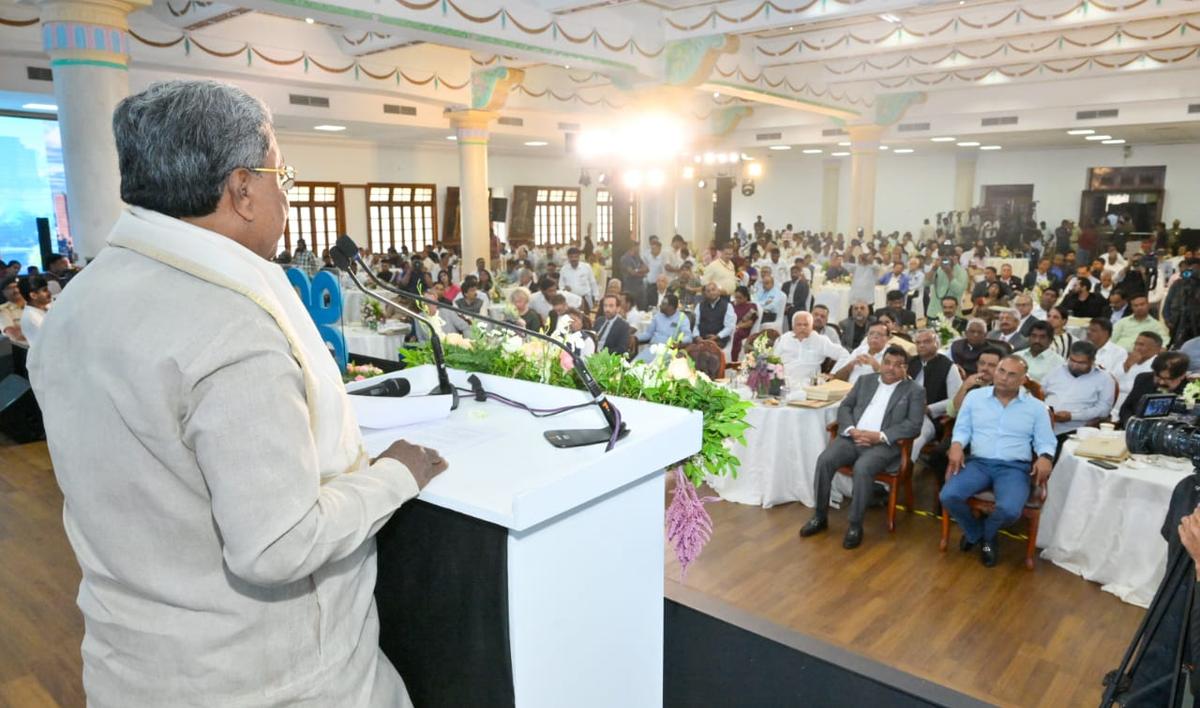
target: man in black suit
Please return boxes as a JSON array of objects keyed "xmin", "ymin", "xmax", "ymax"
[
  {"xmin": 782, "ymin": 264, "xmax": 810, "ymax": 322},
  {"xmin": 1118, "ymin": 351, "xmax": 1190, "ymax": 428},
  {"xmin": 879, "ymin": 289, "xmax": 916, "ymax": 330},
  {"xmin": 931, "ymin": 295, "xmax": 969, "ymax": 335},
  {"xmin": 799, "ymin": 345, "xmax": 926, "ymax": 549},
  {"xmin": 1060, "ymin": 278, "xmax": 1108, "ymax": 319},
  {"xmin": 839, "ymin": 301, "xmax": 872, "ymax": 350},
  {"xmin": 593, "ymin": 294, "xmax": 632, "ymax": 356}
]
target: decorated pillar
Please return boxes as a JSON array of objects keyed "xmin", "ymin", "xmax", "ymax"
[
  {"xmin": 448, "ymin": 109, "xmax": 494, "ymax": 272},
  {"xmin": 38, "ymin": 0, "xmax": 148, "ymax": 261},
  {"xmin": 847, "ymin": 124, "xmax": 883, "ymax": 239},
  {"xmin": 821, "ymin": 159, "xmax": 841, "ymax": 234}
]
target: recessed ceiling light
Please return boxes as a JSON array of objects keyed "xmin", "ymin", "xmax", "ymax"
[
  {"xmin": 768, "ymin": 145, "xmax": 791, "ymax": 151},
  {"xmin": 879, "ymin": 13, "xmax": 901, "ymax": 23},
  {"xmin": 304, "ymin": 16, "xmax": 314, "ymax": 23},
  {"xmin": 1085, "ymin": 135, "xmax": 1113, "ymax": 141},
  {"xmin": 788, "ymin": 25, "xmax": 795, "ymax": 30},
  {"xmin": 893, "ymin": 148, "xmax": 914, "ymax": 154},
  {"xmin": 831, "ymin": 151, "xmax": 850, "ymax": 156},
  {"xmin": 930, "ymin": 136, "xmax": 957, "ymax": 142},
  {"xmin": 980, "ymin": 145, "xmax": 1002, "ymax": 150},
  {"xmin": 802, "ymin": 148, "xmax": 823, "ymax": 154},
  {"xmin": 837, "ymin": 141, "xmax": 851, "ymax": 146},
  {"xmin": 524, "ymin": 140, "xmax": 548, "ymax": 146},
  {"xmin": 1102, "ymin": 139, "xmax": 1126, "ymax": 144},
  {"xmin": 713, "ymin": 91, "xmax": 720, "ymax": 98},
  {"xmin": 21, "ymin": 102, "xmax": 56, "ymax": 111},
  {"xmin": 313, "ymin": 125, "xmax": 345, "ymax": 132},
  {"xmin": 446, "ymin": 135, "xmax": 457, "ymax": 141},
  {"xmin": 879, "ymin": 145, "xmax": 889, "ymax": 150},
  {"xmin": 956, "ymin": 141, "xmax": 980, "ymax": 147},
  {"xmin": 1067, "ymin": 129, "xmax": 1095, "ymax": 135}
]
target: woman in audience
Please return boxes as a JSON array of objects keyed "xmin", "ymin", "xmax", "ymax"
[
  {"xmin": 437, "ymin": 269, "xmax": 460, "ymax": 301},
  {"xmin": 508, "ymin": 287, "xmax": 542, "ymax": 332},
  {"xmin": 455, "ymin": 276, "xmax": 487, "ymax": 315},
  {"xmin": 18, "ymin": 275, "xmax": 51, "ymax": 349},
  {"xmin": 978, "ymin": 281, "xmax": 1010, "ymax": 326},
  {"xmin": 1046, "ymin": 305, "xmax": 1075, "ymax": 357},
  {"xmin": 730, "ymin": 285, "xmax": 758, "ymax": 362}
]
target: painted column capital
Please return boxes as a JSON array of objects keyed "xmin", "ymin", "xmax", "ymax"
[
  {"xmin": 847, "ymin": 124, "xmax": 885, "ymax": 154},
  {"xmin": 448, "ymin": 109, "xmax": 496, "ymax": 145},
  {"xmin": 470, "ymin": 67, "xmax": 524, "ymax": 112},
  {"xmin": 37, "ymin": 0, "xmax": 150, "ymax": 70}
]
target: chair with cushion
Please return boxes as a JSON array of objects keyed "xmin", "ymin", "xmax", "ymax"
[
  {"xmin": 826, "ymin": 423, "xmax": 916, "ymax": 532},
  {"xmin": 684, "ymin": 340, "xmax": 726, "ymax": 380}
]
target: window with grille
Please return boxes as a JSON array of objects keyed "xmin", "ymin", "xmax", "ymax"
[
  {"xmin": 530, "ymin": 187, "xmax": 579, "ymax": 246},
  {"xmin": 367, "ymin": 183, "xmax": 437, "ymax": 253},
  {"xmin": 595, "ymin": 188, "xmax": 638, "ymax": 243},
  {"xmin": 284, "ymin": 182, "xmax": 342, "ymax": 256}
]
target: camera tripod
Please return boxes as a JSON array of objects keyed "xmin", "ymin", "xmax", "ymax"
[{"xmin": 1101, "ymin": 471, "xmax": 1200, "ymax": 707}]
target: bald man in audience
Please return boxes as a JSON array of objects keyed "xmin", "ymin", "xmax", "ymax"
[
  {"xmin": 950, "ymin": 319, "xmax": 991, "ymax": 375},
  {"xmin": 774, "ymin": 310, "xmax": 849, "ymax": 383},
  {"xmin": 833, "ymin": 321, "xmax": 889, "ymax": 385}
]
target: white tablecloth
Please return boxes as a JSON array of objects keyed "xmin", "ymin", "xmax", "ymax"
[
  {"xmin": 709, "ymin": 387, "xmax": 839, "ymax": 508},
  {"xmin": 344, "ymin": 323, "xmax": 411, "ymax": 362},
  {"xmin": 1038, "ymin": 441, "xmax": 1191, "ymax": 607},
  {"xmin": 984, "ymin": 257, "xmax": 1029, "ymax": 280},
  {"xmin": 342, "ymin": 290, "xmax": 365, "ymax": 324}
]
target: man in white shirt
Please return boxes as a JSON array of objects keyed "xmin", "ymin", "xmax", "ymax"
[
  {"xmin": 1111, "ymin": 331, "xmax": 1163, "ymax": 420},
  {"xmin": 1043, "ymin": 341, "xmax": 1117, "ymax": 440},
  {"xmin": 1031, "ymin": 287, "xmax": 1059, "ymax": 322},
  {"xmin": 29, "ymin": 80, "xmax": 444, "ymax": 708},
  {"xmin": 773, "ymin": 311, "xmax": 849, "ymax": 383},
  {"xmin": 529, "ymin": 277, "xmax": 581, "ymax": 319},
  {"xmin": 849, "ymin": 254, "xmax": 879, "ymax": 311},
  {"xmin": 800, "ymin": 346, "xmax": 926, "ymax": 548},
  {"xmin": 558, "ymin": 246, "xmax": 599, "ymax": 310},
  {"xmin": 755, "ymin": 247, "xmax": 785, "ymax": 279},
  {"xmin": 833, "ymin": 322, "xmax": 889, "ymax": 385},
  {"xmin": 1086, "ymin": 317, "xmax": 1127, "ymax": 373},
  {"xmin": 756, "ymin": 271, "xmax": 787, "ymax": 332},
  {"xmin": 17, "ymin": 275, "xmax": 51, "ymax": 349},
  {"xmin": 643, "ymin": 237, "xmax": 668, "ymax": 295},
  {"xmin": 1017, "ymin": 321, "xmax": 1066, "ymax": 383}
]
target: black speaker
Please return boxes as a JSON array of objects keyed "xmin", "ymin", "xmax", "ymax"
[
  {"xmin": 490, "ymin": 197, "xmax": 508, "ymax": 223},
  {"xmin": 36, "ymin": 217, "xmax": 52, "ymax": 268},
  {"xmin": 714, "ymin": 177, "xmax": 734, "ymax": 248}
]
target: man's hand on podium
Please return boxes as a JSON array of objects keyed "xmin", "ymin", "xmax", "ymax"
[{"xmin": 375, "ymin": 440, "xmax": 448, "ymax": 490}]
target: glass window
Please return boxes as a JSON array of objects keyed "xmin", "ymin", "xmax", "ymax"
[
  {"xmin": 366, "ymin": 183, "xmax": 438, "ymax": 253},
  {"xmin": 0, "ymin": 115, "xmax": 67, "ymax": 268},
  {"xmin": 282, "ymin": 182, "xmax": 341, "ymax": 256}
]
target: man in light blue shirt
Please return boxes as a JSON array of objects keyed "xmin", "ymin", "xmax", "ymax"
[
  {"xmin": 940, "ymin": 355, "xmax": 1056, "ymax": 567},
  {"xmin": 755, "ymin": 271, "xmax": 787, "ymax": 331},
  {"xmin": 636, "ymin": 293, "xmax": 692, "ymax": 362}
]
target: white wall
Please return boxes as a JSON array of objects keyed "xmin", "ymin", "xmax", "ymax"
[{"xmin": 278, "ymin": 135, "xmax": 1200, "ymax": 250}]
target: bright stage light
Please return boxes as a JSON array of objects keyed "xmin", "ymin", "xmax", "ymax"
[
  {"xmin": 576, "ymin": 129, "xmax": 612, "ymax": 159},
  {"xmin": 746, "ymin": 162, "xmax": 763, "ymax": 178},
  {"xmin": 647, "ymin": 168, "xmax": 665, "ymax": 188},
  {"xmin": 682, "ymin": 165, "xmax": 695, "ymax": 179},
  {"xmin": 623, "ymin": 170, "xmax": 643, "ymax": 189},
  {"xmin": 703, "ymin": 152, "xmax": 716, "ymax": 164},
  {"xmin": 727, "ymin": 151, "xmax": 739, "ymax": 163},
  {"xmin": 717, "ymin": 153, "xmax": 729, "ymax": 164}
]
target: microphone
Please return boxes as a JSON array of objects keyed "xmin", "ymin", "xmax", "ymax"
[
  {"xmin": 348, "ymin": 378, "xmax": 411, "ymax": 398},
  {"xmin": 329, "ymin": 236, "xmax": 628, "ymax": 451},
  {"xmin": 329, "ymin": 246, "xmax": 459, "ymax": 410}
]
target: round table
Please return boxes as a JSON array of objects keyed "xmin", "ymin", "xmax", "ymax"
[
  {"xmin": 1038, "ymin": 440, "xmax": 1192, "ymax": 607},
  {"xmin": 709, "ymin": 386, "xmax": 839, "ymax": 508},
  {"xmin": 344, "ymin": 322, "xmax": 411, "ymax": 362},
  {"xmin": 342, "ymin": 290, "xmax": 365, "ymax": 324}
]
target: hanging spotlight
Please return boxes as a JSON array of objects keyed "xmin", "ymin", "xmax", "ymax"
[
  {"xmin": 578, "ymin": 168, "xmax": 591, "ymax": 187},
  {"xmin": 727, "ymin": 151, "xmax": 740, "ymax": 163},
  {"xmin": 597, "ymin": 171, "xmax": 607, "ymax": 185},
  {"xmin": 697, "ymin": 178, "xmax": 707, "ymax": 189},
  {"xmin": 623, "ymin": 169, "xmax": 643, "ymax": 189},
  {"xmin": 741, "ymin": 180, "xmax": 755, "ymax": 197},
  {"xmin": 682, "ymin": 165, "xmax": 695, "ymax": 180}
]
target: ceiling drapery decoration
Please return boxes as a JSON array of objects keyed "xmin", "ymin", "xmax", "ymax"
[
  {"xmin": 756, "ymin": 0, "xmax": 1190, "ymax": 58},
  {"xmin": 664, "ymin": 0, "xmax": 866, "ymax": 32},
  {"xmin": 870, "ymin": 43, "xmax": 1200, "ymax": 88},
  {"xmin": 0, "ymin": 15, "xmax": 39, "ymax": 26},
  {"xmin": 385, "ymin": 0, "xmax": 665, "ymax": 58},
  {"xmin": 817, "ymin": 16, "xmax": 1200, "ymax": 75},
  {"xmin": 711, "ymin": 63, "xmax": 874, "ymax": 107},
  {"xmin": 166, "ymin": 0, "xmax": 212, "ymax": 18}
]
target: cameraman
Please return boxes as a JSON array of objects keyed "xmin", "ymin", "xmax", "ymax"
[
  {"xmin": 1118, "ymin": 351, "xmax": 1190, "ymax": 428},
  {"xmin": 1164, "ymin": 258, "xmax": 1200, "ymax": 346}
]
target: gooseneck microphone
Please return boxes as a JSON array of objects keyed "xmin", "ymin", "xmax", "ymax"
[
  {"xmin": 329, "ymin": 246, "xmax": 459, "ymax": 410},
  {"xmin": 329, "ymin": 236, "xmax": 628, "ymax": 451}
]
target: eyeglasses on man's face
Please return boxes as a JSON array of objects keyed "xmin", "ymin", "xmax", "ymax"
[{"xmin": 248, "ymin": 165, "xmax": 296, "ymax": 190}]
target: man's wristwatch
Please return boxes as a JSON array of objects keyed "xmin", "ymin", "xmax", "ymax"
[{"xmin": 1037, "ymin": 453, "xmax": 1054, "ymax": 462}]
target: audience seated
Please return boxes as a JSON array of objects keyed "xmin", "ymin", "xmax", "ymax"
[
  {"xmin": 950, "ymin": 318, "xmax": 990, "ymax": 375},
  {"xmin": 986, "ymin": 309, "xmax": 1028, "ymax": 351},
  {"xmin": 693, "ymin": 283, "xmax": 736, "ymax": 348},
  {"xmin": 833, "ymin": 322, "xmax": 890, "ymax": 384},
  {"xmin": 773, "ymin": 311, "xmax": 849, "ymax": 383},
  {"xmin": 1042, "ymin": 341, "xmax": 1117, "ymax": 447},
  {"xmin": 593, "ymin": 294, "xmax": 632, "ymax": 356},
  {"xmin": 1117, "ymin": 350, "xmax": 1190, "ymax": 428},
  {"xmin": 839, "ymin": 301, "xmax": 873, "ymax": 350},
  {"xmin": 1086, "ymin": 317, "xmax": 1126, "ymax": 373},
  {"xmin": 1112, "ymin": 293, "xmax": 1168, "ymax": 351},
  {"xmin": 909, "ymin": 328, "xmax": 964, "ymax": 462},
  {"xmin": 1017, "ymin": 321, "xmax": 1066, "ymax": 383},
  {"xmin": 17, "ymin": 275, "xmax": 51, "ymax": 349},
  {"xmin": 635, "ymin": 293, "xmax": 692, "ymax": 362},
  {"xmin": 940, "ymin": 355, "xmax": 1056, "ymax": 567},
  {"xmin": 800, "ymin": 345, "xmax": 925, "ymax": 549}
]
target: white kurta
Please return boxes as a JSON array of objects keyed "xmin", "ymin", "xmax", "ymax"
[{"xmin": 29, "ymin": 209, "xmax": 419, "ymax": 707}]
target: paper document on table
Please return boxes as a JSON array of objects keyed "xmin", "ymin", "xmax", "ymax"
[
  {"xmin": 350, "ymin": 393, "xmax": 453, "ymax": 429},
  {"xmin": 362, "ymin": 417, "xmax": 504, "ymax": 457}
]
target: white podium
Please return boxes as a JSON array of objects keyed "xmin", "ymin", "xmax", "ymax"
[{"xmin": 351, "ymin": 365, "xmax": 702, "ymax": 708}]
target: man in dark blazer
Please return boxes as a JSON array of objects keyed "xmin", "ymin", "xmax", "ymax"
[
  {"xmin": 879, "ymin": 290, "xmax": 916, "ymax": 330},
  {"xmin": 782, "ymin": 264, "xmax": 811, "ymax": 322},
  {"xmin": 593, "ymin": 294, "xmax": 632, "ymax": 356},
  {"xmin": 800, "ymin": 345, "xmax": 926, "ymax": 549}
]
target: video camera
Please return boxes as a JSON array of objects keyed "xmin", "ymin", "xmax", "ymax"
[{"xmin": 1125, "ymin": 393, "xmax": 1200, "ymax": 462}]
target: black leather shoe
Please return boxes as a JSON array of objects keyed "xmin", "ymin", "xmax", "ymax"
[
  {"xmin": 959, "ymin": 535, "xmax": 977, "ymax": 553},
  {"xmin": 980, "ymin": 542, "xmax": 998, "ymax": 567},
  {"xmin": 843, "ymin": 524, "xmax": 863, "ymax": 549},
  {"xmin": 799, "ymin": 516, "xmax": 828, "ymax": 538}
]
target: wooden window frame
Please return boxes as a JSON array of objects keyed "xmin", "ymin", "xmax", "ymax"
[
  {"xmin": 283, "ymin": 181, "xmax": 344, "ymax": 257},
  {"xmin": 365, "ymin": 183, "xmax": 439, "ymax": 254}
]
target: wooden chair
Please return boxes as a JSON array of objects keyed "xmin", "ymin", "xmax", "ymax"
[
  {"xmin": 938, "ymin": 410, "xmax": 1053, "ymax": 570},
  {"xmin": 826, "ymin": 423, "xmax": 916, "ymax": 532},
  {"xmin": 684, "ymin": 340, "xmax": 726, "ymax": 380}
]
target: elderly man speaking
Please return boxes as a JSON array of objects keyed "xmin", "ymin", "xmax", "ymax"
[{"xmin": 29, "ymin": 81, "xmax": 446, "ymax": 706}]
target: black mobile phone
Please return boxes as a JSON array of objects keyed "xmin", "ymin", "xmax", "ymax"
[{"xmin": 1090, "ymin": 460, "xmax": 1119, "ymax": 470}]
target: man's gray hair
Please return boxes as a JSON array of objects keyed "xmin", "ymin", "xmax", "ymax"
[
  {"xmin": 966, "ymin": 317, "xmax": 988, "ymax": 331},
  {"xmin": 1000, "ymin": 307, "xmax": 1019, "ymax": 318},
  {"xmin": 913, "ymin": 327, "xmax": 937, "ymax": 340},
  {"xmin": 113, "ymin": 80, "xmax": 273, "ymax": 218},
  {"xmin": 791, "ymin": 310, "xmax": 813, "ymax": 325}
]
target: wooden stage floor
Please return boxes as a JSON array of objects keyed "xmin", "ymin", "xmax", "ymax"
[
  {"xmin": 667, "ymin": 475, "xmax": 1147, "ymax": 708},
  {"xmin": 0, "ymin": 440, "xmax": 1146, "ymax": 707}
]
